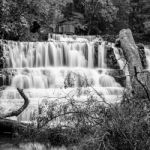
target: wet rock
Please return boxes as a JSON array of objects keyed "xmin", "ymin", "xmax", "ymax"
[
  {"xmin": 0, "ymin": 69, "xmax": 14, "ymax": 86},
  {"xmin": 94, "ymin": 42, "xmax": 99, "ymax": 67},
  {"xmin": 137, "ymin": 43, "xmax": 144, "ymax": 49},
  {"xmin": 0, "ymin": 57, "xmax": 7, "ymax": 69},
  {"xmin": 115, "ymin": 38, "xmax": 121, "ymax": 47},
  {"xmin": 106, "ymin": 46, "xmax": 120, "ymax": 69},
  {"xmin": 108, "ymin": 69, "xmax": 126, "ymax": 87},
  {"xmin": 0, "ymin": 42, "xmax": 3, "ymax": 69},
  {"xmin": 0, "ymin": 40, "xmax": 8, "ymax": 69},
  {"xmin": 137, "ymin": 43, "xmax": 147, "ymax": 69}
]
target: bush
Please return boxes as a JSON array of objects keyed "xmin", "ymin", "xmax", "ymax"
[{"xmin": 31, "ymin": 87, "xmax": 150, "ymax": 150}]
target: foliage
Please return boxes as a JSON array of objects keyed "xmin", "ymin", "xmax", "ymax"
[
  {"xmin": 0, "ymin": 0, "xmax": 149, "ymax": 40},
  {"xmin": 84, "ymin": 0, "xmax": 118, "ymax": 34},
  {"xmin": 0, "ymin": 0, "xmax": 27, "ymax": 40},
  {"xmin": 26, "ymin": 82, "xmax": 148, "ymax": 149},
  {"xmin": 63, "ymin": 0, "xmax": 118, "ymax": 34},
  {"xmin": 0, "ymin": 0, "xmax": 73, "ymax": 40},
  {"xmin": 111, "ymin": 0, "xmax": 131, "ymax": 31},
  {"xmin": 0, "ymin": 0, "xmax": 118, "ymax": 39}
]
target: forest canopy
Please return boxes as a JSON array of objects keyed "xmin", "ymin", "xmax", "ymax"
[{"xmin": 0, "ymin": 0, "xmax": 150, "ymax": 41}]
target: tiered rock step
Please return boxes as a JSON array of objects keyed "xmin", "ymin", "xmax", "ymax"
[
  {"xmin": 0, "ymin": 66, "xmax": 125, "ymax": 122},
  {"xmin": 1, "ymin": 67, "xmax": 126, "ymax": 87}
]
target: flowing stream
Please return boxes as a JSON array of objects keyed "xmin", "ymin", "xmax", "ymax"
[{"xmin": 0, "ymin": 142, "xmax": 68, "ymax": 150}]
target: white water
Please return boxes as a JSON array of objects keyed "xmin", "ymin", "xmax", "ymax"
[
  {"xmin": 0, "ymin": 143, "xmax": 67, "ymax": 150},
  {"xmin": 0, "ymin": 35, "xmax": 125, "ymax": 122},
  {"xmin": 144, "ymin": 46, "xmax": 150, "ymax": 70}
]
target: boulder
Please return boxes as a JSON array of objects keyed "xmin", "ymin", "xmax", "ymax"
[{"xmin": 119, "ymin": 29, "xmax": 150, "ymax": 99}]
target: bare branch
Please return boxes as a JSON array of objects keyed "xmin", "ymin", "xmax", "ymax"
[{"xmin": 0, "ymin": 88, "xmax": 29, "ymax": 118}]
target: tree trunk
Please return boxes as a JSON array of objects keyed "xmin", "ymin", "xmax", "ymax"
[{"xmin": 119, "ymin": 29, "xmax": 150, "ymax": 99}]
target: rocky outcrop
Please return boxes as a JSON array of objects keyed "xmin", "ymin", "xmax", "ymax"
[
  {"xmin": 119, "ymin": 29, "xmax": 143, "ymax": 73},
  {"xmin": 0, "ymin": 40, "xmax": 10, "ymax": 87},
  {"xmin": 108, "ymin": 69, "xmax": 126, "ymax": 87},
  {"xmin": 119, "ymin": 29, "xmax": 150, "ymax": 99},
  {"xmin": 106, "ymin": 45, "xmax": 120, "ymax": 69},
  {"xmin": 0, "ymin": 40, "xmax": 8, "ymax": 69},
  {"xmin": 0, "ymin": 41, "xmax": 4, "ymax": 69}
]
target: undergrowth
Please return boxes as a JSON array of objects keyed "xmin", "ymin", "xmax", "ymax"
[{"xmin": 17, "ymin": 90, "xmax": 150, "ymax": 150}]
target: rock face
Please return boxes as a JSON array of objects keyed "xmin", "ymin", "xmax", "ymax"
[
  {"xmin": 106, "ymin": 45, "xmax": 120, "ymax": 69},
  {"xmin": 119, "ymin": 29, "xmax": 143, "ymax": 74},
  {"xmin": 0, "ymin": 40, "xmax": 8, "ymax": 69},
  {"xmin": 0, "ymin": 41, "xmax": 4, "ymax": 69},
  {"xmin": 137, "ymin": 43, "xmax": 147, "ymax": 69},
  {"xmin": 119, "ymin": 29, "xmax": 150, "ymax": 98},
  {"xmin": 0, "ymin": 40, "xmax": 9, "ymax": 87}
]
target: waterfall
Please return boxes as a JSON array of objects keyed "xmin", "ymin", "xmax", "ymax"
[
  {"xmin": 0, "ymin": 35, "xmax": 125, "ymax": 122},
  {"xmin": 144, "ymin": 46, "xmax": 150, "ymax": 70}
]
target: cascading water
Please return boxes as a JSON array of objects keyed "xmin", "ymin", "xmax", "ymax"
[
  {"xmin": 0, "ymin": 35, "xmax": 125, "ymax": 122},
  {"xmin": 144, "ymin": 46, "xmax": 150, "ymax": 70}
]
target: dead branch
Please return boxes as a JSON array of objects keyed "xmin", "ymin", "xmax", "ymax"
[{"xmin": 0, "ymin": 88, "xmax": 29, "ymax": 118}]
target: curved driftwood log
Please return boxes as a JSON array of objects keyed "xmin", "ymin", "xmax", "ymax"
[
  {"xmin": 0, "ymin": 88, "xmax": 29, "ymax": 118},
  {"xmin": 0, "ymin": 88, "xmax": 30, "ymax": 135},
  {"xmin": 119, "ymin": 29, "xmax": 150, "ymax": 99}
]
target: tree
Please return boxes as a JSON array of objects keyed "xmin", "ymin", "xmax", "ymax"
[
  {"xmin": 0, "ymin": 0, "xmax": 73, "ymax": 40},
  {"xmin": 64, "ymin": 0, "xmax": 118, "ymax": 35}
]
